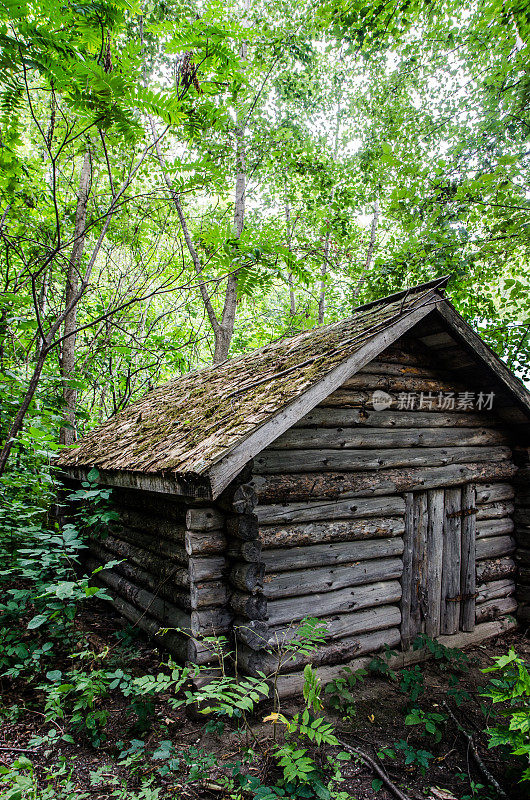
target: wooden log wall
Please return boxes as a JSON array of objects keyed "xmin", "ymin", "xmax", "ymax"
[
  {"xmin": 514, "ymin": 458, "xmax": 530, "ymax": 622},
  {"xmin": 86, "ymin": 486, "xmax": 230, "ymax": 667},
  {"xmin": 245, "ymin": 335, "xmax": 518, "ymax": 678}
]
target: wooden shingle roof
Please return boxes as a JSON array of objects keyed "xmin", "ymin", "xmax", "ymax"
[{"xmin": 58, "ymin": 276, "xmax": 530, "ymax": 499}]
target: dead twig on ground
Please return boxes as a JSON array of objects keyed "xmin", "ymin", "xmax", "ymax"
[
  {"xmin": 337, "ymin": 739, "xmax": 413, "ymax": 800},
  {"xmin": 442, "ymin": 701, "xmax": 509, "ymax": 800}
]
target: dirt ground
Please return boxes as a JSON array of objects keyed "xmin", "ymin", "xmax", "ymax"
[{"xmin": 1, "ymin": 601, "xmax": 528, "ymax": 800}]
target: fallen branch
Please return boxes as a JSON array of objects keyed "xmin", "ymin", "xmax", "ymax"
[
  {"xmin": 0, "ymin": 745, "xmax": 38, "ymax": 753},
  {"xmin": 337, "ymin": 739, "xmax": 412, "ymax": 800},
  {"xmin": 442, "ymin": 702, "xmax": 509, "ymax": 800}
]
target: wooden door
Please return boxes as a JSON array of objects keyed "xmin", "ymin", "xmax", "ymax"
[{"xmin": 400, "ymin": 484, "xmax": 476, "ymax": 649}]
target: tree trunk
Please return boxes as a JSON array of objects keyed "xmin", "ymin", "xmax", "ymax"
[
  {"xmin": 353, "ymin": 198, "xmax": 379, "ymax": 303},
  {"xmin": 59, "ymin": 150, "xmax": 92, "ymax": 446}
]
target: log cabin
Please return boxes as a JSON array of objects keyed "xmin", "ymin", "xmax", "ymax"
[{"xmin": 57, "ymin": 277, "xmax": 530, "ymax": 695}]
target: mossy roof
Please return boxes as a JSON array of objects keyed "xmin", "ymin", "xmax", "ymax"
[{"xmin": 57, "ymin": 280, "xmax": 446, "ymax": 481}]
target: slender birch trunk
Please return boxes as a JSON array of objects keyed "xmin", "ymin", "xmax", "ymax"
[
  {"xmin": 353, "ymin": 198, "xmax": 379, "ymax": 303},
  {"xmin": 59, "ymin": 150, "xmax": 92, "ymax": 445}
]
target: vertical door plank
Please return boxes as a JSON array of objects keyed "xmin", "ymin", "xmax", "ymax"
[
  {"xmin": 411, "ymin": 492, "xmax": 428, "ymax": 640},
  {"xmin": 400, "ymin": 492, "xmax": 414, "ymax": 650},
  {"xmin": 460, "ymin": 483, "xmax": 476, "ymax": 632},
  {"xmin": 426, "ymin": 488, "xmax": 444, "ymax": 638},
  {"xmin": 441, "ymin": 487, "xmax": 462, "ymax": 635}
]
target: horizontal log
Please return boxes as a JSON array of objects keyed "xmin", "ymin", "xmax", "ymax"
[
  {"xmin": 111, "ymin": 488, "xmax": 187, "ymax": 521},
  {"xmin": 229, "ymin": 591, "xmax": 267, "ymax": 620},
  {"xmin": 274, "ymin": 427, "xmax": 507, "ymax": 451},
  {"xmin": 477, "ymin": 579, "xmax": 515, "ymax": 604},
  {"xmin": 254, "ymin": 446, "xmax": 512, "ymax": 475},
  {"xmin": 475, "ymin": 596, "xmax": 517, "ymax": 623},
  {"xmin": 238, "ymin": 627, "xmax": 402, "ymax": 676},
  {"xmin": 358, "ymin": 361, "xmax": 443, "ymax": 378},
  {"xmin": 259, "ymin": 517, "xmax": 404, "ymax": 550},
  {"xmin": 233, "ymin": 619, "xmax": 270, "ymax": 651},
  {"xmin": 112, "ymin": 525, "xmax": 187, "ymax": 565},
  {"xmin": 476, "ymin": 536, "xmax": 516, "ymax": 561},
  {"xmin": 227, "ymin": 540, "xmax": 262, "ymax": 562},
  {"xmin": 295, "ymin": 408, "xmax": 498, "ymax": 429},
  {"xmin": 86, "ymin": 557, "xmax": 191, "ymax": 631},
  {"xmin": 256, "ymin": 496, "xmax": 404, "ymax": 525},
  {"xmin": 476, "ymin": 501, "xmax": 515, "ymax": 520},
  {"xmin": 115, "ymin": 507, "xmax": 186, "ymax": 540},
  {"xmin": 263, "ymin": 557, "xmax": 402, "ymax": 599},
  {"xmin": 263, "ymin": 538, "xmax": 403, "ymax": 572},
  {"xmin": 185, "ymin": 529, "xmax": 226, "ymax": 556},
  {"xmin": 476, "ymin": 518, "xmax": 515, "ymax": 539},
  {"xmin": 274, "ymin": 618, "xmax": 518, "ymax": 698},
  {"xmin": 266, "ymin": 580, "xmax": 402, "ymax": 627},
  {"xmin": 268, "ymin": 604, "xmax": 401, "ymax": 645},
  {"xmin": 341, "ymin": 374, "xmax": 466, "ymax": 393},
  {"xmin": 191, "ymin": 607, "xmax": 233, "ymax": 636},
  {"xmin": 320, "ymin": 389, "xmax": 485, "ymax": 410},
  {"xmin": 188, "ymin": 557, "xmax": 226, "ymax": 583},
  {"xmin": 186, "ymin": 508, "xmax": 225, "ymax": 532},
  {"xmin": 475, "ymin": 483, "xmax": 515, "ymax": 504},
  {"xmin": 190, "ymin": 580, "xmax": 228, "ymax": 610},
  {"xmin": 476, "ymin": 557, "xmax": 516, "ymax": 583},
  {"xmin": 92, "ymin": 535, "xmax": 190, "ymax": 587},
  {"xmin": 229, "ymin": 562, "xmax": 265, "ymax": 592},
  {"xmin": 252, "ymin": 462, "xmax": 517, "ymax": 504},
  {"xmin": 90, "ymin": 541, "xmax": 191, "ymax": 609}
]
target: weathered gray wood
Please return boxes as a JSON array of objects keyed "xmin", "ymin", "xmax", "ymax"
[
  {"xmin": 410, "ymin": 492, "xmax": 428, "ymax": 639},
  {"xmin": 262, "ymin": 537, "xmax": 403, "ymax": 572},
  {"xmin": 252, "ymin": 461, "xmax": 517, "ymax": 504},
  {"xmin": 320, "ymin": 389, "xmax": 486, "ymax": 410},
  {"xmin": 93, "ymin": 535, "xmax": 190, "ymax": 587},
  {"xmin": 256, "ymin": 496, "xmax": 405, "ymax": 525},
  {"xmin": 475, "ymin": 596, "xmax": 517, "ymax": 623},
  {"xmin": 238, "ymin": 627, "xmax": 402, "ymax": 676},
  {"xmin": 110, "ymin": 526, "xmax": 187, "ymax": 565},
  {"xmin": 358, "ymin": 361, "xmax": 443, "ymax": 377},
  {"xmin": 116, "ymin": 507, "xmax": 186, "ymax": 539},
  {"xmin": 441, "ymin": 487, "xmax": 462, "ymax": 635},
  {"xmin": 190, "ymin": 580, "xmax": 228, "ymax": 610},
  {"xmin": 259, "ymin": 517, "xmax": 404, "ymax": 550},
  {"xmin": 227, "ymin": 539, "xmax": 262, "ymax": 562},
  {"xmin": 425, "ymin": 488, "xmax": 444, "ymax": 638},
  {"xmin": 435, "ymin": 302, "xmax": 530, "ymax": 421},
  {"xmin": 274, "ymin": 618, "xmax": 517, "ymax": 698},
  {"xmin": 476, "ymin": 557, "xmax": 516, "ymax": 583},
  {"xmin": 89, "ymin": 541, "xmax": 191, "ymax": 609},
  {"xmin": 191, "ymin": 607, "xmax": 233, "ymax": 636},
  {"xmin": 266, "ymin": 580, "xmax": 402, "ymax": 626},
  {"xmin": 263, "ymin": 557, "xmax": 402, "ymax": 599},
  {"xmin": 460, "ymin": 483, "xmax": 476, "ymax": 632},
  {"xmin": 229, "ymin": 562, "xmax": 265, "ymax": 592},
  {"xmin": 476, "ymin": 501, "xmax": 515, "ymax": 520},
  {"xmin": 254, "ymin": 445, "xmax": 511, "ymax": 475},
  {"xmin": 64, "ymin": 465, "xmax": 210, "ymax": 499},
  {"xmin": 231, "ymin": 483, "xmax": 258, "ymax": 515},
  {"xmin": 229, "ymin": 591, "xmax": 267, "ymax": 620},
  {"xmin": 475, "ymin": 483, "xmax": 515, "ymax": 504},
  {"xmin": 400, "ymin": 492, "xmax": 414, "ymax": 650},
  {"xmin": 476, "ymin": 579, "xmax": 515, "ymax": 605},
  {"xmin": 207, "ymin": 295, "xmax": 438, "ymax": 497},
  {"xmin": 268, "ymin": 604, "xmax": 401, "ymax": 645},
  {"xmin": 476, "ymin": 518, "xmax": 515, "ymax": 539},
  {"xmin": 341, "ymin": 373, "xmax": 466, "ymax": 393},
  {"xmin": 86, "ymin": 558, "xmax": 191, "ymax": 631},
  {"xmin": 295, "ymin": 408, "xmax": 497, "ymax": 429},
  {"xmin": 186, "ymin": 508, "xmax": 225, "ymax": 531},
  {"xmin": 188, "ymin": 556, "xmax": 226, "ymax": 583},
  {"xmin": 274, "ymin": 427, "xmax": 507, "ymax": 451},
  {"xmin": 185, "ymin": 529, "xmax": 226, "ymax": 555},
  {"xmin": 476, "ymin": 535, "xmax": 516, "ymax": 560},
  {"xmin": 233, "ymin": 619, "xmax": 270, "ymax": 651}
]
